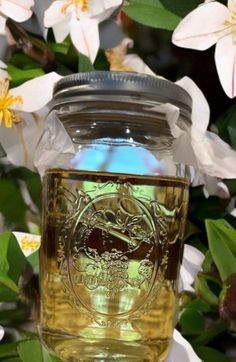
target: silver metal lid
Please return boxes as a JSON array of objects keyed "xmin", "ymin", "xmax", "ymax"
[{"xmin": 53, "ymin": 71, "xmax": 192, "ymax": 113}]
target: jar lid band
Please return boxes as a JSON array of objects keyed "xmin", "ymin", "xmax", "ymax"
[{"xmin": 53, "ymin": 71, "xmax": 192, "ymax": 114}]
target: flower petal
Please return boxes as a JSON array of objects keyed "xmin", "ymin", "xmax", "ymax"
[
  {"xmin": 172, "ymin": 130, "xmax": 236, "ymax": 179},
  {"xmin": 104, "ymin": 0, "xmax": 123, "ymax": 8},
  {"xmin": 191, "ymin": 130, "xmax": 236, "ymax": 178},
  {"xmin": 203, "ymin": 178, "xmax": 230, "ymax": 199},
  {"xmin": 52, "ymin": 17, "xmax": 71, "ymax": 43},
  {"xmin": 166, "ymin": 329, "xmax": 201, "ymax": 362},
  {"xmin": 87, "ymin": 0, "xmax": 108, "ymax": 16},
  {"xmin": 231, "ymin": 208, "xmax": 236, "ymax": 217},
  {"xmin": 0, "ymin": 326, "xmax": 4, "ymax": 341},
  {"xmin": 17, "ymin": 0, "xmax": 34, "ymax": 6},
  {"xmin": 215, "ymin": 34, "xmax": 236, "ymax": 98},
  {"xmin": 0, "ymin": 110, "xmax": 46, "ymax": 170},
  {"xmin": 228, "ymin": 0, "xmax": 235, "ymax": 11},
  {"xmin": 44, "ymin": 0, "xmax": 68, "ymax": 28},
  {"xmin": 0, "ymin": 60, "xmax": 7, "ymax": 68},
  {"xmin": 183, "ymin": 244, "xmax": 204, "ymax": 268},
  {"xmin": 172, "ymin": 132, "xmax": 199, "ymax": 169},
  {"xmin": 34, "ymin": 111, "xmax": 75, "ymax": 176},
  {"xmin": 179, "ymin": 244, "xmax": 204, "ymax": 292},
  {"xmin": 176, "ymin": 76, "xmax": 210, "ymax": 131},
  {"xmin": 0, "ymin": 60, "xmax": 8, "ymax": 78},
  {"xmin": 172, "ymin": 2, "xmax": 229, "ymax": 50},
  {"xmin": 0, "ymin": 15, "xmax": 6, "ymax": 34},
  {"xmin": 70, "ymin": 17, "xmax": 99, "ymax": 63},
  {"xmin": 12, "ymin": 231, "xmax": 41, "ymax": 257},
  {"xmin": 123, "ymin": 54, "xmax": 156, "ymax": 76},
  {"xmin": 1, "ymin": 0, "xmax": 33, "ymax": 22},
  {"xmin": 89, "ymin": 0, "xmax": 122, "ymax": 22},
  {"xmin": 0, "ymin": 68, "xmax": 8, "ymax": 78},
  {"xmin": 10, "ymin": 72, "xmax": 62, "ymax": 112}
]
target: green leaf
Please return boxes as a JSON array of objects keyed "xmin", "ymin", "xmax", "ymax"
[
  {"xmin": 223, "ymin": 179, "xmax": 236, "ymax": 197},
  {"xmin": 195, "ymin": 346, "xmax": 230, "ymax": 362},
  {"xmin": 193, "ymin": 320, "xmax": 229, "ymax": 346},
  {"xmin": 184, "ymin": 220, "xmax": 201, "ymax": 241},
  {"xmin": 205, "ymin": 219, "xmax": 236, "ymax": 281},
  {"xmin": 160, "ymin": 0, "xmax": 202, "ymax": 18},
  {"xmin": 93, "ymin": 50, "xmax": 109, "ymax": 71},
  {"xmin": 0, "ymin": 307, "xmax": 27, "ymax": 325},
  {"xmin": 123, "ymin": 0, "xmax": 181, "ymax": 31},
  {"xmin": 0, "ymin": 179, "xmax": 28, "ymax": 226},
  {"xmin": 8, "ymin": 65, "xmax": 45, "ymax": 88},
  {"xmin": 10, "ymin": 54, "xmax": 40, "ymax": 70},
  {"xmin": 202, "ymin": 251, "xmax": 215, "ymax": 274},
  {"xmin": 0, "ymin": 285, "xmax": 17, "ymax": 302},
  {"xmin": 188, "ymin": 234, "xmax": 208, "ymax": 255},
  {"xmin": 7, "ymin": 234, "xmax": 28, "ymax": 284},
  {"xmin": 0, "ymin": 272, "xmax": 18, "ymax": 293},
  {"xmin": 27, "ymin": 251, "xmax": 39, "ymax": 274},
  {"xmin": 196, "ymin": 273, "xmax": 220, "ymax": 306},
  {"xmin": 228, "ymin": 125, "xmax": 236, "ymax": 149},
  {"xmin": 17, "ymin": 340, "xmax": 43, "ymax": 362},
  {"xmin": 0, "ymin": 232, "xmax": 27, "ymax": 295},
  {"xmin": 0, "ymin": 342, "xmax": 19, "ymax": 359},
  {"xmin": 47, "ymin": 356, "xmax": 61, "ymax": 362},
  {"xmin": 42, "ymin": 347, "xmax": 61, "ymax": 362},
  {"xmin": 48, "ymin": 41, "xmax": 70, "ymax": 55},
  {"xmin": 179, "ymin": 308, "xmax": 205, "ymax": 335},
  {"xmin": 189, "ymin": 191, "xmax": 227, "ymax": 220},
  {"xmin": 78, "ymin": 53, "xmax": 95, "ymax": 72},
  {"xmin": 185, "ymin": 298, "xmax": 211, "ymax": 313},
  {"xmin": 0, "ymin": 232, "xmax": 25, "ymax": 278},
  {"xmin": 216, "ymin": 103, "xmax": 236, "ymax": 150},
  {"xmin": 0, "ymin": 232, "xmax": 11, "ymax": 274}
]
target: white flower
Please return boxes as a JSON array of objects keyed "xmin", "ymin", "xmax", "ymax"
[
  {"xmin": 166, "ymin": 329, "xmax": 201, "ymax": 362},
  {"xmin": 0, "ymin": 0, "xmax": 34, "ymax": 35},
  {"xmin": 173, "ymin": 76, "xmax": 236, "ymax": 180},
  {"xmin": 0, "ymin": 325, "xmax": 4, "ymax": 341},
  {"xmin": 13, "ymin": 232, "xmax": 40, "ymax": 257},
  {"xmin": 0, "ymin": 71, "xmax": 62, "ymax": 169},
  {"xmin": 202, "ymin": 178, "xmax": 230, "ymax": 199},
  {"xmin": 231, "ymin": 207, "xmax": 236, "ymax": 217},
  {"xmin": 180, "ymin": 244, "xmax": 204, "ymax": 292},
  {"xmin": 172, "ymin": 0, "xmax": 236, "ymax": 98},
  {"xmin": 122, "ymin": 54, "xmax": 236, "ymax": 193},
  {"xmin": 122, "ymin": 53, "xmax": 156, "ymax": 76},
  {"xmin": 0, "ymin": 60, "xmax": 8, "ymax": 79},
  {"xmin": 44, "ymin": 0, "xmax": 123, "ymax": 63}
]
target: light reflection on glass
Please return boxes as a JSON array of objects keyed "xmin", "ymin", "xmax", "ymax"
[{"xmin": 70, "ymin": 141, "xmax": 165, "ymax": 176}]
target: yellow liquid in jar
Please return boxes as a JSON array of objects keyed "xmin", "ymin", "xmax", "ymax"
[{"xmin": 40, "ymin": 170, "xmax": 189, "ymax": 362}]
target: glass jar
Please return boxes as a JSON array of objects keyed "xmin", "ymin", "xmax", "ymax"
[{"xmin": 38, "ymin": 72, "xmax": 192, "ymax": 362}]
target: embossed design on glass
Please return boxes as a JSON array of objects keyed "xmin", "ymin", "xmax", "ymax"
[{"xmin": 40, "ymin": 169, "xmax": 189, "ymax": 362}]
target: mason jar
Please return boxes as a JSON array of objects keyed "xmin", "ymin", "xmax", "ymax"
[{"xmin": 38, "ymin": 72, "xmax": 191, "ymax": 362}]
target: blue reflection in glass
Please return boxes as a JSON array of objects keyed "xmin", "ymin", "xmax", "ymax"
[{"xmin": 71, "ymin": 139, "xmax": 164, "ymax": 176}]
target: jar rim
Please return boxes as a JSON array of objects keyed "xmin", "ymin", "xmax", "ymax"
[{"xmin": 53, "ymin": 71, "xmax": 192, "ymax": 114}]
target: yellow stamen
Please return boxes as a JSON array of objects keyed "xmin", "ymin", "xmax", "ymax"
[
  {"xmin": 20, "ymin": 236, "xmax": 40, "ymax": 252},
  {"xmin": 0, "ymin": 79, "xmax": 23, "ymax": 128},
  {"xmin": 61, "ymin": 0, "xmax": 88, "ymax": 15},
  {"xmin": 224, "ymin": 6, "xmax": 236, "ymax": 28}
]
